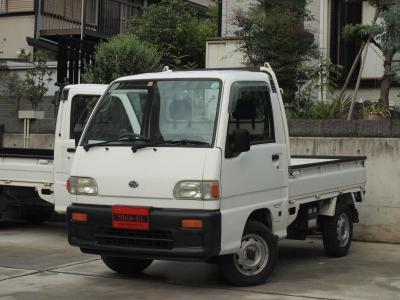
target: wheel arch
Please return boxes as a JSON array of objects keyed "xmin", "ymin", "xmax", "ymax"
[
  {"xmin": 337, "ymin": 193, "xmax": 359, "ymax": 223},
  {"xmin": 245, "ymin": 208, "xmax": 273, "ymax": 231}
]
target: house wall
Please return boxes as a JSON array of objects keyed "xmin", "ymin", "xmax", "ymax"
[
  {"xmin": 188, "ymin": 0, "xmax": 216, "ymax": 8},
  {"xmin": 2, "ymin": 0, "xmax": 34, "ymax": 13},
  {"xmin": 0, "ymin": 15, "xmax": 35, "ymax": 59},
  {"xmin": 220, "ymin": 0, "xmax": 255, "ymax": 37}
]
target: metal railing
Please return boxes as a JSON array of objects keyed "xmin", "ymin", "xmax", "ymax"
[{"xmin": 39, "ymin": 0, "xmax": 146, "ymax": 37}]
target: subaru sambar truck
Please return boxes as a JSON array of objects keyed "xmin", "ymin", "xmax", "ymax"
[
  {"xmin": 67, "ymin": 65, "xmax": 366, "ymax": 286},
  {"xmin": 0, "ymin": 84, "xmax": 107, "ymax": 222}
]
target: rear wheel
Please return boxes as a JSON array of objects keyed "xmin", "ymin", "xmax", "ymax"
[
  {"xmin": 322, "ymin": 204, "xmax": 353, "ymax": 257},
  {"xmin": 101, "ymin": 256, "xmax": 153, "ymax": 274},
  {"xmin": 218, "ymin": 221, "xmax": 278, "ymax": 286}
]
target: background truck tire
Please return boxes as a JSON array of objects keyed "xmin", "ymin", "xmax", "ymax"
[
  {"xmin": 101, "ymin": 256, "xmax": 153, "ymax": 274},
  {"xmin": 322, "ymin": 203, "xmax": 353, "ymax": 257},
  {"xmin": 23, "ymin": 206, "xmax": 54, "ymax": 224},
  {"xmin": 218, "ymin": 221, "xmax": 278, "ymax": 286}
]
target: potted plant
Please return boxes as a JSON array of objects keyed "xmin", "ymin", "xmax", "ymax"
[{"xmin": 361, "ymin": 102, "xmax": 391, "ymax": 120}]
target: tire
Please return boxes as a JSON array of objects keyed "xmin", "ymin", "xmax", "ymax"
[
  {"xmin": 23, "ymin": 207, "xmax": 53, "ymax": 224},
  {"xmin": 322, "ymin": 203, "xmax": 353, "ymax": 257},
  {"xmin": 218, "ymin": 221, "xmax": 278, "ymax": 286},
  {"xmin": 101, "ymin": 256, "xmax": 153, "ymax": 274}
]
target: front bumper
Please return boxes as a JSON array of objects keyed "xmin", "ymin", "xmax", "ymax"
[{"xmin": 67, "ymin": 204, "xmax": 221, "ymax": 261}]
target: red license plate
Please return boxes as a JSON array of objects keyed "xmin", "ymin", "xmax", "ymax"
[{"xmin": 112, "ymin": 206, "xmax": 149, "ymax": 230}]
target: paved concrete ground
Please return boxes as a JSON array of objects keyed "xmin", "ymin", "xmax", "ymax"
[{"xmin": 0, "ymin": 220, "xmax": 399, "ymax": 300}]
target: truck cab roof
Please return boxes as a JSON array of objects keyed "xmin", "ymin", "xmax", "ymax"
[
  {"xmin": 63, "ymin": 84, "xmax": 109, "ymax": 95},
  {"xmin": 115, "ymin": 69, "xmax": 272, "ymax": 84}
]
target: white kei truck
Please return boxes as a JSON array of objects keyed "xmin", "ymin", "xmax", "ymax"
[
  {"xmin": 0, "ymin": 84, "xmax": 107, "ymax": 222},
  {"xmin": 66, "ymin": 65, "xmax": 366, "ymax": 286}
]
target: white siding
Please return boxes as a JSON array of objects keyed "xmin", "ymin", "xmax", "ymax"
[
  {"xmin": 206, "ymin": 39, "xmax": 247, "ymax": 68},
  {"xmin": 6, "ymin": 0, "xmax": 34, "ymax": 13},
  {"xmin": 221, "ymin": 0, "xmax": 256, "ymax": 37},
  {"xmin": 361, "ymin": 2, "xmax": 384, "ymax": 80},
  {"xmin": 0, "ymin": 15, "xmax": 35, "ymax": 59}
]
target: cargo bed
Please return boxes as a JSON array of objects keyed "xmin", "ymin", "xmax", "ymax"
[
  {"xmin": 289, "ymin": 156, "xmax": 366, "ymax": 205},
  {"xmin": 0, "ymin": 148, "xmax": 54, "ymax": 188}
]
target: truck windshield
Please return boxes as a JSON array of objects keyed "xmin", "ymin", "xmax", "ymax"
[{"xmin": 81, "ymin": 79, "xmax": 221, "ymax": 148}]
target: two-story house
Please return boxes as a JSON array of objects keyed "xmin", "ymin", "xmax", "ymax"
[
  {"xmin": 0, "ymin": 0, "xmax": 215, "ymax": 84},
  {"xmin": 209, "ymin": 0, "xmax": 399, "ymax": 104},
  {"xmin": 0, "ymin": 0, "xmax": 216, "ymax": 141}
]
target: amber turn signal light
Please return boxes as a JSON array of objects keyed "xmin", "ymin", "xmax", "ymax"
[
  {"xmin": 181, "ymin": 219, "xmax": 203, "ymax": 229},
  {"xmin": 211, "ymin": 182, "xmax": 220, "ymax": 198},
  {"xmin": 66, "ymin": 177, "xmax": 71, "ymax": 193},
  {"xmin": 71, "ymin": 212, "xmax": 88, "ymax": 222}
]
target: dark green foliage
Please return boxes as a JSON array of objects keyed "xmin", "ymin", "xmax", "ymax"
[
  {"xmin": 292, "ymin": 93, "xmax": 352, "ymax": 120},
  {"xmin": 343, "ymin": 24, "xmax": 372, "ymax": 41},
  {"xmin": 128, "ymin": 0, "xmax": 217, "ymax": 69},
  {"xmin": 84, "ymin": 34, "xmax": 161, "ymax": 84},
  {"xmin": 233, "ymin": 0, "xmax": 317, "ymax": 103},
  {"xmin": 344, "ymin": 0, "xmax": 400, "ymax": 107}
]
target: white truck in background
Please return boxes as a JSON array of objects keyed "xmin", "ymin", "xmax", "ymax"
[
  {"xmin": 0, "ymin": 84, "xmax": 107, "ymax": 222},
  {"xmin": 67, "ymin": 65, "xmax": 366, "ymax": 286}
]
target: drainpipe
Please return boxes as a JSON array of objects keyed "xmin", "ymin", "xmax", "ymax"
[
  {"xmin": 319, "ymin": 0, "xmax": 329, "ymax": 102},
  {"xmin": 217, "ymin": 0, "xmax": 222, "ymax": 37},
  {"xmin": 35, "ymin": 0, "xmax": 42, "ymax": 39},
  {"xmin": 78, "ymin": 0, "xmax": 85, "ymax": 84}
]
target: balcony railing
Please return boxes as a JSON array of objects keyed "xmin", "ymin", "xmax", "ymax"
[{"xmin": 39, "ymin": 0, "xmax": 146, "ymax": 38}]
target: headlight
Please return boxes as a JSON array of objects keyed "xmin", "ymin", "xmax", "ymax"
[
  {"xmin": 67, "ymin": 176, "xmax": 98, "ymax": 195},
  {"xmin": 174, "ymin": 181, "xmax": 220, "ymax": 200}
]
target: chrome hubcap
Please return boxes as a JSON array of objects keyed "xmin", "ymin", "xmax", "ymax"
[
  {"xmin": 234, "ymin": 234, "xmax": 269, "ymax": 276},
  {"xmin": 337, "ymin": 213, "xmax": 350, "ymax": 247}
]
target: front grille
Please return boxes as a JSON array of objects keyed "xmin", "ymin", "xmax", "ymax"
[{"xmin": 95, "ymin": 229, "xmax": 173, "ymax": 250}]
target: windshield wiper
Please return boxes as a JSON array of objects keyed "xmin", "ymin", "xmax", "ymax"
[
  {"xmin": 162, "ymin": 139, "xmax": 210, "ymax": 146},
  {"xmin": 130, "ymin": 139, "xmax": 210, "ymax": 153},
  {"xmin": 83, "ymin": 135, "xmax": 151, "ymax": 152}
]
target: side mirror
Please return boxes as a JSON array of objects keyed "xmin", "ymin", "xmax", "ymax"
[
  {"xmin": 74, "ymin": 126, "xmax": 84, "ymax": 148},
  {"xmin": 231, "ymin": 129, "xmax": 250, "ymax": 154}
]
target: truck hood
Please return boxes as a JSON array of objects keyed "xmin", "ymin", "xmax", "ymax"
[{"xmin": 71, "ymin": 146, "xmax": 221, "ymax": 209}]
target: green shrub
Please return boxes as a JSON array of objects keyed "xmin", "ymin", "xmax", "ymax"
[
  {"xmin": 84, "ymin": 34, "xmax": 161, "ymax": 84},
  {"xmin": 128, "ymin": 0, "xmax": 217, "ymax": 69}
]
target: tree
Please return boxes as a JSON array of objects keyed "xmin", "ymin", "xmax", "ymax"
[
  {"xmin": 17, "ymin": 49, "xmax": 54, "ymax": 110},
  {"xmin": 128, "ymin": 0, "xmax": 217, "ymax": 69},
  {"xmin": 344, "ymin": 0, "xmax": 400, "ymax": 108},
  {"xmin": 233, "ymin": 0, "xmax": 317, "ymax": 103},
  {"xmin": 84, "ymin": 34, "xmax": 161, "ymax": 84}
]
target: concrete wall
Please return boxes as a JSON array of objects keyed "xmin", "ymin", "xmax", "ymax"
[
  {"xmin": 0, "ymin": 96, "xmax": 56, "ymax": 134},
  {"xmin": 291, "ymin": 137, "xmax": 400, "ymax": 243},
  {"xmin": 3, "ymin": 133, "xmax": 54, "ymax": 149}
]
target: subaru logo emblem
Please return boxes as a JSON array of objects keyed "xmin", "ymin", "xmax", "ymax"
[{"xmin": 129, "ymin": 181, "xmax": 139, "ymax": 188}]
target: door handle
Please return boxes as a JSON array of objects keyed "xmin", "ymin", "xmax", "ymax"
[
  {"xmin": 67, "ymin": 148, "xmax": 76, "ymax": 153},
  {"xmin": 272, "ymin": 154, "xmax": 280, "ymax": 161}
]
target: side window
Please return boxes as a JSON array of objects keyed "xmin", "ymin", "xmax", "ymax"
[
  {"xmin": 127, "ymin": 91, "xmax": 148, "ymax": 125},
  {"xmin": 70, "ymin": 95, "xmax": 100, "ymax": 139},
  {"xmin": 228, "ymin": 82, "xmax": 275, "ymax": 144}
]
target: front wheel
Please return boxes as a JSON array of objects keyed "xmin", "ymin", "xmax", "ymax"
[
  {"xmin": 218, "ymin": 221, "xmax": 278, "ymax": 286},
  {"xmin": 322, "ymin": 204, "xmax": 353, "ymax": 257},
  {"xmin": 101, "ymin": 256, "xmax": 153, "ymax": 274}
]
